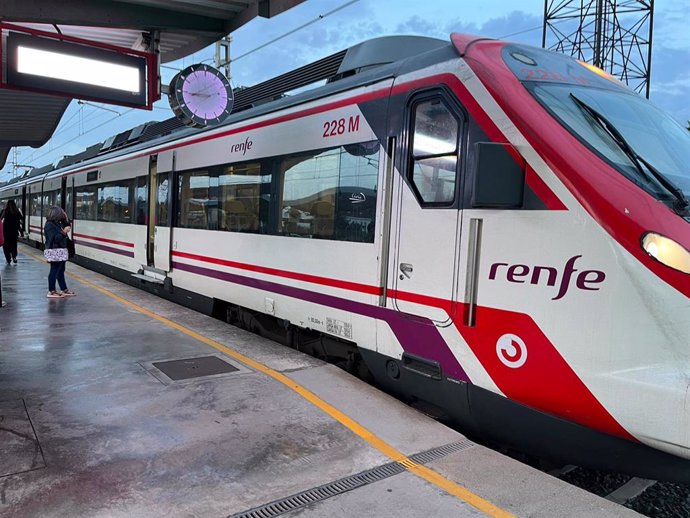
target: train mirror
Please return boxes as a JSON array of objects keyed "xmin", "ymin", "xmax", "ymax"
[{"xmin": 472, "ymin": 142, "xmax": 525, "ymax": 209}]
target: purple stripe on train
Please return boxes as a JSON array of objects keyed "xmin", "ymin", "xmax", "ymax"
[
  {"xmin": 77, "ymin": 240, "xmax": 135, "ymax": 258},
  {"xmin": 172, "ymin": 260, "xmax": 470, "ymax": 382}
]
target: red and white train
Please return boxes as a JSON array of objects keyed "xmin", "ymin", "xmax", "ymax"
[{"xmin": 2, "ymin": 33, "xmax": 689, "ymax": 481}]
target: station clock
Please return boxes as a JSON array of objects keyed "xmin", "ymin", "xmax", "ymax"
[{"xmin": 168, "ymin": 64, "xmax": 233, "ymax": 128}]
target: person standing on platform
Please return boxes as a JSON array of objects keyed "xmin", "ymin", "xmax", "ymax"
[
  {"xmin": 2, "ymin": 200, "xmax": 24, "ymax": 265},
  {"xmin": 44, "ymin": 206, "xmax": 76, "ymax": 298}
]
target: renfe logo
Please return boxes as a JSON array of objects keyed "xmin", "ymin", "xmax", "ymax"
[
  {"xmin": 489, "ymin": 255, "xmax": 606, "ymax": 300},
  {"xmin": 230, "ymin": 137, "xmax": 253, "ymax": 156},
  {"xmin": 496, "ymin": 334, "xmax": 527, "ymax": 368}
]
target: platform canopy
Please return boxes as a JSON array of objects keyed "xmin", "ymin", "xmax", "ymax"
[{"xmin": 0, "ymin": 0, "xmax": 306, "ymax": 170}]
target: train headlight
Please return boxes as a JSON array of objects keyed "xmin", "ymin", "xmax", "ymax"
[{"xmin": 641, "ymin": 233, "xmax": 690, "ymax": 274}]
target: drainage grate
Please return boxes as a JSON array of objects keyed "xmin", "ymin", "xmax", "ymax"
[
  {"xmin": 409, "ymin": 438, "xmax": 475, "ymax": 464},
  {"xmin": 152, "ymin": 355, "xmax": 239, "ymax": 381},
  {"xmin": 228, "ymin": 440, "xmax": 475, "ymax": 518}
]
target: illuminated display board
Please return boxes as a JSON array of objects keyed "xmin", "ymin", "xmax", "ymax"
[{"xmin": 5, "ymin": 31, "xmax": 150, "ymax": 108}]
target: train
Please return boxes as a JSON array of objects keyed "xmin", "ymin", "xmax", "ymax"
[{"xmin": 2, "ymin": 33, "xmax": 689, "ymax": 482}]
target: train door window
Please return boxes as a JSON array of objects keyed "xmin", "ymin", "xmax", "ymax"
[
  {"xmin": 157, "ymin": 174, "xmax": 170, "ymax": 226},
  {"xmin": 218, "ymin": 162, "xmax": 268, "ymax": 234},
  {"xmin": 65, "ymin": 188, "xmax": 73, "ymax": 221},
  {"xmin": 31, "ymin": 193, "xmax": 42, "ymax": 216},
  {"xmin": 409, "ymin": 98, "xmax": 460, "ymax": 206},
  {"xmin": 177, "ymin": 170, "xmax": 218, "ymax": 229},
  {"xmin": 135, "ymin": 176, "xmax": 147, "ymax": 225}
]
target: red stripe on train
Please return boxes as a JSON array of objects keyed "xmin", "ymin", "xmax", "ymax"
[
  {"xmin": 73, "ymin": 232, "xmax": 134, "ymax": 248},
  {"xmin": 172, "ymin": 250, "xmax": 382, "ymax": 296},
  {"xmin": 174, "ymin": 250, "xmax": 633, "ymax": 441}
]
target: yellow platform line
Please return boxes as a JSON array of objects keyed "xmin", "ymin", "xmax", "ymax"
[{"xmin": 30, "ymin": 250, "xmax": 514, "ymax": 517}]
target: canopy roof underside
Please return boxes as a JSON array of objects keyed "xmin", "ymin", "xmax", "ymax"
[{"xmin": 0, "ymin": 0, "xmax": 305, "ymax": 171}]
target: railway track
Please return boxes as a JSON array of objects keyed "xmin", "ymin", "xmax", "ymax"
[{"xmin": 550, "ymin": 466, "xmax": 690, "ymax": 517}]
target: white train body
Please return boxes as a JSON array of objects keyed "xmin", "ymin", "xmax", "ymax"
[{"xmin": 3, "ymin": 34, "xmax": 689, "ymax": 480}]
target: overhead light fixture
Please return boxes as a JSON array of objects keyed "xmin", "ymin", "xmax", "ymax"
[
  {"xmin": 16, "ymin": 46, "xmax": 141, "ymax": 93},
  {"xmin": 3, "ymin": 28, "xmax": 151, "ymax": 108}
]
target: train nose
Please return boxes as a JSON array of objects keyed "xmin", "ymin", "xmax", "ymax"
[{"xmin": 607, "ymin": 365, "xmax": 690, "ymax": 460}]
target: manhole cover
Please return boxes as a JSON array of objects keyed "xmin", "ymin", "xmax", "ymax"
[{"xmin": 152, "ymin": 356, "xmax": 239, "ymax": 381}]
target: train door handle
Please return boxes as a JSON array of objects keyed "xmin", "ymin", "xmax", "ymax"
[{"xmin": 399, "ymin": 263, "xmax": 414, "ymax": 279}]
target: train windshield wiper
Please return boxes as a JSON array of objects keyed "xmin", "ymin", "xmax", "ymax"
[{"xmin": 570, "ymin": 93, "xmax": 690, "ymax": 214}]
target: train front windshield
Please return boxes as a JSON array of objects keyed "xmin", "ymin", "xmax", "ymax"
[{"xmin": 504, "ymin": 45, "xmax": 690, "ymax": 208}]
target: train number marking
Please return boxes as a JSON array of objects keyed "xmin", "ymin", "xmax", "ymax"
[
  {"xmin": 326, "ymin": 317, "xmax": 352, "ymax": 339},
  {"xmin": 322, "ymin": 115, "xmax": 360, "ymax": 138},
  {"xmin": 496, "ymin": 334, "xmax": 527, "ymax": 369}
]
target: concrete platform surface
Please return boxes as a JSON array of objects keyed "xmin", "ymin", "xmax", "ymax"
[{"xmin": 0, "ymin": 244, "xmax": 639, "ymax": 517}]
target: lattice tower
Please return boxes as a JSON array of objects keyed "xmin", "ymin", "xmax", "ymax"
[{"xmin": 542, "ymin": 0, "xmax": 654, "ymax": 97}]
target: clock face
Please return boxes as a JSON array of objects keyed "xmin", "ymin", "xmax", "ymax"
[{"xmin": 168, "ymin": 64, "xmax": 233, "ymax": 128}]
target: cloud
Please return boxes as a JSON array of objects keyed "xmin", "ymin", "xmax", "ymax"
[
  {"xmin": 392, "ymin": 10, "xmax": 544, "ymax": 45},
  {"xmin": 649, "ymin": 46, "xmax": 690, "ymax": 123},
  {"xmin": 231, "ymin": 2, "xmax": 384, "ymax": 86},
  {"xmin": 653, "ymin": 0, "xmax": 690, "ymax": 49},
  {"xmin": 395, "ymin": 15, "xmax": 445, "ymax": 37}
]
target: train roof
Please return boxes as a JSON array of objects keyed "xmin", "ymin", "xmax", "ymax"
[{"xmin": 3, "ymin": 34, "xmax": 457, "ymax": 188}]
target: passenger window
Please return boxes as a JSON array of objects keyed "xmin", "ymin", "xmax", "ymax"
[
  {"xmin": 177, "ymin": 170, "xmax": 219, "ymax": 229},
  {"xmin": 97, "ymin": 182, "xmax": 132, "ymax": 223},
  {"xmin": 278, "ymin": 142, "xmax": 378, "ymax": 242},
  {"xmin": 218, "ymin": 162, "xmax": 270, "ymax": 234},
  {"xmin": 280, "ymin": 149, "xmax": 340, "ymax": 238},
  {"xmin": 410, "ymin": 99, "xmax": 460, "ymax": 205},
  {"xmin": 75, "ymin": 187, "xmax": 97, "ymax": 220}
]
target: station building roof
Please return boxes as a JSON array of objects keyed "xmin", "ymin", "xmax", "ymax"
[{"xmin": 0, "ymin": 0, "xmax": 306, "ymax": 170}]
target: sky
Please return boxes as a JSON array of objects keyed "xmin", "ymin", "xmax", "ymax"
[{"xmin": 1, "ymin": 0, "xmax": 688, "ymax": 182}]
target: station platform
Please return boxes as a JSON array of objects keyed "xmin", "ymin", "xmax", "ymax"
[{"xmin": 0, "ymin": 244, "xmax": 639, "ymax": 518}]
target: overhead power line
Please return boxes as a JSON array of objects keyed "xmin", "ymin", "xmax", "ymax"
[{"xmin": 231, "ymin": 0, "xmax": 360, "ymax": 63}]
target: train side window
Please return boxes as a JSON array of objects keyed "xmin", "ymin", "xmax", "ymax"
[
  {"xmin": 76, "ymin": 186, "xmax": 97, "ymax": 220},
  {"xmin": 277, "ymin": 142, "xmax": 379, "ymax": 242},
  {"xmin": 218, "ymin": 162, "xmax": 269, "ymax": 234},
  {"xmin": 177, "ymin": 170, "xmax": 218, "ymax": 229},
  {"xmin": 98, "ymin": 182, "xmax": 131, "ymax": 223},
  {"xmin": 409, "ymin": 98, "xmax": 460, "ymax": 206},
  {"xmin": 335, "ymin": 141, "xmax": 379, "ymax": 243},
  {"xmin": 279, "ymin": 148, "xmax": 340, "ymax": 239}
]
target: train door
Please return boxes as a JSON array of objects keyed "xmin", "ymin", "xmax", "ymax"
[
  {"xmin": 146, "ymin": 154, "xmax": 171, "ymax": 271},
  {"xmin": 20, "ymin": 186, "xmax": 26, "ymax": 229},
  {"xmin": 146, "ymin": 155, "xmax": 157, "ymax": 265},
  {"xmin": 65, "ymin": 176, "xmax": 75, "ymax": 222},
  {"xmin": 391, "ymin": 90, "xmax": 464, "ymax": 324}
]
